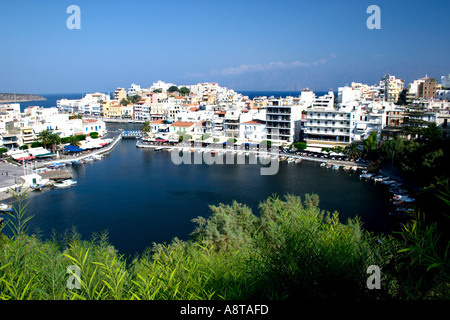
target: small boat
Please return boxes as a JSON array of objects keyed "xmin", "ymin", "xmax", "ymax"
[
  {"xmin": 320, "ymin": 162, "xmax": 327, "ymax": 167},
  {"xmin": 295, "ymin": 159, "xmax": 302, "ymax": 164},
  {"xmin": 53, "ymin": 179, "xmax": 77, "ymax": 188},
  {"xmin": 30, "ymin": 183, "xmax": 45, "ymax": 191},
  {"xmin": 84, "ymin": 157, "xmax": 94, "ymax": 162},
  {"xmin": 0, "ymin": 203, "xmax": 13, "ymax": 213},
  {"xmin": 72, "ymin": 160, "xmax": 84, "ymax": 166},
  {"xmin": 332, "ymin": 164, "xmax": 339, "ymax": 170},
  {"xmin": 360, "ymin": 173, "xmax": 374, "ymax": 179},
  {"xmin": 389, "ymin": 187, "xmax": 408, "ymax": 194},
  {"xmin": 287, "ymin": 158, "xmax": 295, "ymax": 163},
  {"xmin": 393, "ymin": 194, "xmax": 415, "ymax": 202}
]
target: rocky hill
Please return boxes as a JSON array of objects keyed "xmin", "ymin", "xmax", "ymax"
[{"xmin": 0, "ymin": 93, "xmax": 46, "ymax": 103}]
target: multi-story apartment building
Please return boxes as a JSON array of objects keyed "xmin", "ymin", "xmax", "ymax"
[
  {"xmin": 114, "ymin": 88, "xmax": 127, "ymax": 102},
  {"xmin": 382, "ymin": 74, "xmax": 404, "ymax": 103},
  {"xmin": 418, "ymin": 77, "xmax": 437, "ymax": 99},
  {"xmin": 265, "ymin": 98, "xmax": 303, "ymax": 143}
]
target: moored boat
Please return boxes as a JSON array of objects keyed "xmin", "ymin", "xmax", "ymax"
[{"xmin": 0, "ymin": 203, "xmax": 13, "ymax": 213}]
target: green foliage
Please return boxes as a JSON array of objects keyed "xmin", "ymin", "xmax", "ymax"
[
  {"xmin": 89, "ymin": 132, "xmax": 99, "ymax": 139},
  {"xmin": 294, "ymin": 142, "xmax": 307, "ymax": 150},
  {"xmin": 140, "ymin": 121, "xmax": 151, "ymax": 137},
  {"xmin": 167, "ymin": 86, "xmax": 179, "ymax": 93},
  {"xmin": 344, "ymin": 142, "xmax": 362, "ymax": 160},
  {"xmin": 179, "ymin": 87, "xmax": 190, "ymax": 96},
  {"xmin": 1, "ymin": 191, "xmax": 449, "ymax": 300},
  {"xmin": 19, "ymin": 145, "xmax": 28, "ymax": 150},
  {"xmin": 30, "ymin": 142, "xmax": 42, "ymax": 148}
]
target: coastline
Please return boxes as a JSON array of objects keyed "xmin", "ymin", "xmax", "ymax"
[{"xmin": 0, "ymin": 134, "xmax": 122, "ymax": 202}]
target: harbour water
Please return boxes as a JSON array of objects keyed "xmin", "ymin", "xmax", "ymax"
[{"xmin": 4, "ymin": 127, "xmax": 396, "ymax": 256}]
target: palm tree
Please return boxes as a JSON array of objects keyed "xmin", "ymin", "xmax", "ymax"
[
  {"xmin": 37, "ymin": 129, "xmax": 51, "ymax": 150},
  {"xmin": 344, "ymin": 142, "xmax": 362, "ymax": 160},
  {"xmin": 141, "ymin": 121, "xmax": 152, "ymax": 137},
  {"xmin": 48, "ymin": 133, "xmax": 61, "ymax": 153},
  {"xmin": 68, "ymin": 135, "xmax": 82, "ymax": 148}
]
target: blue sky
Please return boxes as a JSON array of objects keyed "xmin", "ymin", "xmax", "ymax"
[{"xmin": 1, "ymin": 0, "xmax": 449, "ymax": 94}]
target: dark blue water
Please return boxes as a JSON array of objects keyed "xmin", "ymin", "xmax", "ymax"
[{"xmin": 8, "ymin": 136, "xmax": 395, "ymax": 256}]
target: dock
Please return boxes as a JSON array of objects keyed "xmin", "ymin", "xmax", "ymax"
[{"xmin": 40, "ymin": 170, "xmax": 72, "ymax": 180}]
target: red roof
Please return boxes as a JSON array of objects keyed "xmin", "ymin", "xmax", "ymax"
[
  {"xmin": 170, "ymin": 121, "xmax": 195, "ymax": 127},
  {"xmin": 242, "ymin": 119, "xmax": 265, "ymax": 125}
]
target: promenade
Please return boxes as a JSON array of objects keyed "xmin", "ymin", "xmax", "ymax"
[{"xmin": 136, "ymin": 140, "xmax": 368, "ymax": 169}]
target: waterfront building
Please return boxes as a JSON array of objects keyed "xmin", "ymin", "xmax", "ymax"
[
  {"xmin": 239, "ymin": 119, "xmax": 267, "ymax": 141},
  {"xmin": 169, "ymin": 121, "xmax": 195, "ymax": 135},
  {"xmin": 102, "ymin": 103, "xmax": 123, "ymax": 119},
  {"xmin": 266, "ymin": 96, "xmax": 304, "ymax": 144},
  {"xmin": 82, "ymin": 119, "xmax": 107, "ymax": 137},
  {"xmin": 114, "ymin": 88, "xmax": 127, "ymax": 102}
]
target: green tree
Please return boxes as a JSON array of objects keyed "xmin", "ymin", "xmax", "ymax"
[
  {"xmin": 167, "ymin": 86, "xmax": 179, "ymax": 93},
  {"xmin": 120, "ymin": 98, "xmax": 129, "ymax": 106},
  {"xmin": 48, "ymin": 133, "xmax": 61, "ymax": 153},
  {"xmin": 179, "ymin": 87, "xmax": 190, "ymax": 96},
  {"xmin": 141, "ymin": 121, "xmax": 151, "ymax": 137},
  {"xmin": 128, "ymin": 95, "xmax": 141, "ymax": 104},
  {"xmin": 68, "ymin": 135, "xmax": 82, "ymax": 148},
  {"xmin": 363, "ymin": 131, "xmax": 378, "ymax": 159},
  {"xmin": 37, "ymin": 129, "xmax": 52, "ymax": 150},
  {"xmin": 294, "ymin": 142, "xmax": 307, "ymax": 150},
  {"xmin": 343, "ymin": 142, "xmax": 362, "ymax": 160}
]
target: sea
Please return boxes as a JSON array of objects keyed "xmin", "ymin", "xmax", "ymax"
[{"xmin": 1, "ymin": 91, "xmax": 395, "ymax": 257}]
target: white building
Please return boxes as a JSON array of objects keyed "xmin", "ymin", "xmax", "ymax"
[
  {"xmin": 441, "ymin": 74, "xmax": 450, "ymax": 88},
  {"xmin": 239, "ymin": 119, "xmax": 267, "ymax": 141}
]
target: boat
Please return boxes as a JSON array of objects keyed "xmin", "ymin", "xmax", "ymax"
[
  {"xmin": 393, "ymin": 194, "xmax": 415, "ymax": 202},
  {"xmin": 84, "ymin": 157, "xmax": 94, "ymax": 162},
  {"xmin": 320, "ymin": 163, "xmax": 327, "ymax": 167},
  {"xmin": 29, "ymin": 183, "xmax": 45, "ymax": 191},
  {"xmin": 287, "ymin": 158, "xmax": 295, "ymax": 163},
  {"xmin": 389, "ymin": 187, "xmax": 408, "ymax": 194},
  {"xmin": 332, "ymin": 164, "xmax": 339, "ymax": 170},
  {"xmin": 53, "ymin": 179, "xmax": 77, "ymax": 188},
  {"xmin": 295, "ymin": 159, "xmax": 302, "ymax": 164},
  {"xmin": 360, "ymin": 173, "xmax": 374, "ymax": 179},
  {"xmin": 72, "ymin": 160, "xmax": 84, "ymax": 166},
  {"xmin": 0, "ymin": 203, "xmax": 13, "ymax": 213}
]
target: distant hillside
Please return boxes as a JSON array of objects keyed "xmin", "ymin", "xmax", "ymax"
[{"xmin": 0, "ymin": 93, "xmax": 46, "ymax": 103}]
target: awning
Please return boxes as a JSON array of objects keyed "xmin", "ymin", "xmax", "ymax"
[
  {"xmin": 35, "ymin": 153, "xmax": 56, "ymax": 158},
  {"xmin": 64, "ymin": 145, "xmax": 85, "ymax": 152}
]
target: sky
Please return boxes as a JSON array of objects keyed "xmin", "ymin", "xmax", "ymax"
[{"xmin": 1, "ymin": 0, "xmax": 449, "ymax": 94}]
